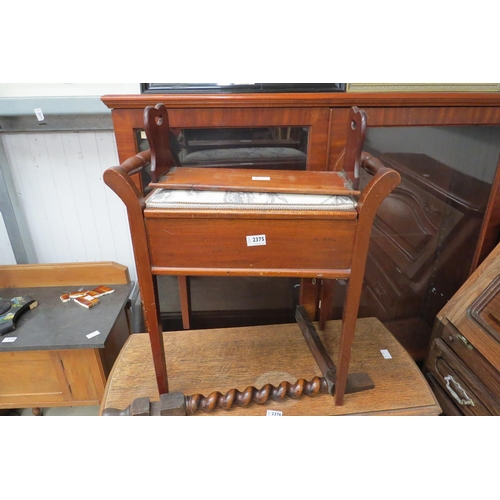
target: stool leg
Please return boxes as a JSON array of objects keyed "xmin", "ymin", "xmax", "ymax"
[
  {"xmin": 142, "ymin": 274, "xmax": 169, "ymax": 394},
  {"xmin": 178, "ymin": 276, "xmax": 191, "ymax": 329},
  {"xmin": 103, "ymin": 155, "xmax": 173, "ymax": 396},
  {"xmin": 334, "ymin": 275, "xmax": 364, "ymax": 405},
  {"xmin": 319, "ymin": 279, "xmax": 335, "ymax": 331},
  {"xmin": 334, "ymin": 158, "xmax": 400, "ymax": 405},
  {"xmin": 299, "ymin": 278, "xmax": 321, "ymax": 322}
]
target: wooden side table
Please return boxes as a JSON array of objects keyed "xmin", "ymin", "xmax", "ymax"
[
  {"xmin": 0, "ymin": 262, "xmax": 133, "ymax": 413},
  {"xmin": 100, "ymin": 317, "xmax": 441, "ymax": 416}
]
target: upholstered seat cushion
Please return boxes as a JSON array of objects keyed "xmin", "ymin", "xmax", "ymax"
[
  {"xmin": 180, "ymin": 147, "xmax": 307, "ymax": 165},
  {"xmin": 146, "ymin": 188, "xmax": 357, "ymax": 211}
]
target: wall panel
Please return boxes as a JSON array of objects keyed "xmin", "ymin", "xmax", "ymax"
[
  {"xmin": 0, "ymin": 213, "xmax": 16, "ymax": 265},
  {"xmin": 1, "ymin": 131, "xmax": 137, "ymax": 282}
]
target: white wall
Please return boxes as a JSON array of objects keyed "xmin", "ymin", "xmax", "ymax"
[
  {"xmin": 0, "ymin": 213, "xmax": 16, "ymax": 265},
  {"xmin": 0, "ymin": 83, "xmax": 141, "ymax": 278},
  {"xmin": 1, "ymin": 131, "xmax": 137, "ymax": 282},
  {"xmin": 0, "ymin": 83, "xmax": 140, "ymax": 97}
]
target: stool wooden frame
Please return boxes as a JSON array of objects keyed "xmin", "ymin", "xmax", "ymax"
[{"xmin": 103, "ymin": 105, "xmax": 400, "ymax": 405}]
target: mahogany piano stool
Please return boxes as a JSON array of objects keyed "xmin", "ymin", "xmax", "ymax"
[{"xmin": 104, "ymin": 105, "xmax": 403, "ymax": 407}]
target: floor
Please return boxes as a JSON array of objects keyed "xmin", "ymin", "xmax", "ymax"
[{"xmin": 4, "ymin": 406, "xmax": 100, "ymax": 416}]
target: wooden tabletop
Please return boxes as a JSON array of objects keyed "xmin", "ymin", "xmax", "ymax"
[{"xmin": 100, "ymin": 317, "xmax": 441, "ymax": 416}]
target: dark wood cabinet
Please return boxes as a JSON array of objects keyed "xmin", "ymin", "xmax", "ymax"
[
  {"xmin": 359, "ymin": 152, "xmax": 491, "ymax": 358},
  {"xmin": 425, "ymin": 242, "xmax": 500, "ymax": 415},
  {"xmin": 102, "ymin": 92, "xmax": 500, "ymax": 361},
  {"xmin": 427, "ymin": 336, "xmax": 499, "ymax": 415}
]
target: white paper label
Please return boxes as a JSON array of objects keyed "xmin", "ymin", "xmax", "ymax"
[
  {"xmin": 246, "ymin": 234, "xmax": 266, "ymax": 246},
  {"xmin": 2, "ymin": 337, "xmax": 17, "ymax": 343},
  {"xmin": 380, "ymin": 349, "xmax": 392, "ymax": 359},
  {"xmin": 86, "ymin": 330, "xmax": 101, "ymax": 339},
  {"xmin": 252, "ymin": 176, "xmax": 271, "ymax": 181},
  {"xmin": 266, "ymin": 410, "xmax": 283, "ymax": 416},
  {"xmin": 34, "ymin": 108, "xmax": 45, "ymax": 121}
]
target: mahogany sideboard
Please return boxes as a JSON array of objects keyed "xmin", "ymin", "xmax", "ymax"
[
  {"xmin": 101, "ymin": 91, "xmax": 500, "ymax": 361},
  {"xmin": 0, "ymin": 261, "xmax": 133, "ymax": 412}
]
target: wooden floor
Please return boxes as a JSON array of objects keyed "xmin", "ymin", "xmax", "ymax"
[{"xmin": 100, "ymin": 317, "xmax": 441, "ymax": 416}]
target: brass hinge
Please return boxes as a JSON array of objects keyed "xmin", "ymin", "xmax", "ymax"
[{"xmin": 456, "ymin": 333, "xmax": 474, "ymax": 350}]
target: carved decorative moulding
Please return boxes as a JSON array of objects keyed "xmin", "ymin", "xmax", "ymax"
[{"xmin": 468, "ymin": 274, "xmax": 500, "ymax": 344}]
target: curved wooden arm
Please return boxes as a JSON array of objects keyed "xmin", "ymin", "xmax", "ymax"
[
  {"xmin": 358, "ymin": 151, "xmax": 401, "ymax": 207},
  {"xmin": 103, "ymin": 151, "xmax": 151, "ymax": 211},
  {"xmin": 360, "ymin": 151, "xmax": 391, "ymax": 176},
  {"xmin": 118, "ymin": 150, "xmax": 151, "ymax": 176}
]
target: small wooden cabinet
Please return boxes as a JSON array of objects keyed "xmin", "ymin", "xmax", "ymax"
[
  {"xmin": 425, "ymin": 242, "xmax": 500, "ymax": 415},
  {"xmin": 0, "ymin": 262, "xmax": 133, "ymax": 410},
  {"xmin": 0, "ymin": 349, "xmax": 107, "ymax": 408}
]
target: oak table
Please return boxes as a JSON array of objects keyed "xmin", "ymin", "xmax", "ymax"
[
  {"xmin": 0, "ymin": 262, "xmax": 133, "ymax": 414},
  {"xmin": 100, "ymin": 317, "xmax": 441, "ymax": 416}
]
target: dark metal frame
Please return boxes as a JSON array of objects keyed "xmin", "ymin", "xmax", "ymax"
[{"xmin": 141, "ymin": 83, "xmax": 346, "ymax": 94}]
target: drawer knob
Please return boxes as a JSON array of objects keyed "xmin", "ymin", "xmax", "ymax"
[{"xmin": 444, "ymin": 375, "xmax": 475, "ymax": 406}]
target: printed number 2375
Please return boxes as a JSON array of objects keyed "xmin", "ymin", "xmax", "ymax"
[{"xmin": 246, "ymin": 234, "xmax": 266, "ymax": 247}]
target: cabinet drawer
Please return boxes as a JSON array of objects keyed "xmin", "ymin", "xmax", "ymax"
[
  {"xmin": 146, "ymin": 217, "xmax": 356, "ymax": 274},
  {"xmin": 426, "ymin": 338, "xmax": 499, "ymax": 415},
  {"xmin": 369, "ymin": 175, "xmax": 463, "ymax": 282},
  {"xmin": 425, "ymin": 372, "xmax": 463, "ymax": 416},
  {"xmin": 441, "ymin": 322, "xmax": 500, "ymax": 398},
  {"xmin": 362, "ymin": 250, "xmax": 421, "ymax": 321},
  {"xmin": 0, "ymin": 351, "xmax": 71, "ymax": 407},
  {"xmin": 0, "ymin": 349, "xmax": 105, "ymax": 409}
]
